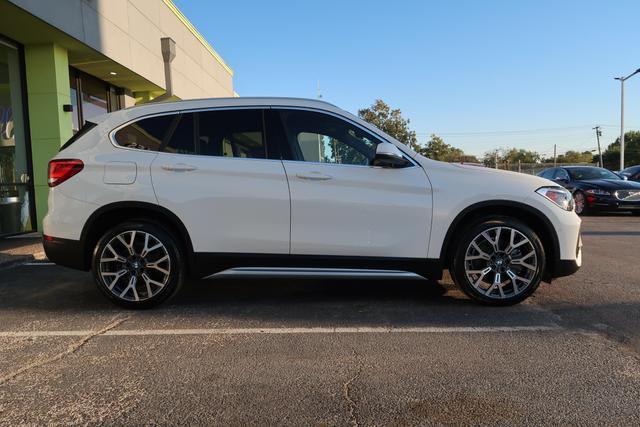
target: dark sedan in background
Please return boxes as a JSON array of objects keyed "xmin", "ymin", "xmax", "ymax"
[{"xmin": 538, "ymin": 166, "xmax": 640, "ymax": 215}]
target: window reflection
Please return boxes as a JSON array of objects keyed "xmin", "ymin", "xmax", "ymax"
[{"xmin": 0, "ymin": 40, "xmax": 32, "ymax": 234}]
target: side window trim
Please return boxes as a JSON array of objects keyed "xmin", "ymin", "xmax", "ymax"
[
  {"xmin": 109, "ymin": 106, "xmax": 416, "ymax": 167},
  {"xmin": 111, "ymin": 107, "xmax": 275, "ymax": 160}
]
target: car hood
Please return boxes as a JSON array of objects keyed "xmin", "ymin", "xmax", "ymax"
[
  {"xmin": 576, "ymin": 179, "xmax": 640, "ymax": 191},
  {"xmin": 448, "ymin": 162, "xmax": 551, "ymax": 187},
  {"xmin": 412, "ymin": 155, "xmax": 554, "ymax": 197}
]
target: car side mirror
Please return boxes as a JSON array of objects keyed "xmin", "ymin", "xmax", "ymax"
[{"xmin": 372, "ymin": 143, "xmax": 411, "ymax": 168}]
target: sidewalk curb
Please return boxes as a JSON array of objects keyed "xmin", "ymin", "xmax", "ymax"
[
  {"xmin": 0, "ymin": 254, "xmax": 36, "ymax": 270},
  {"xmin": 0, "ymin": 252, "xmax": 48, "ymax": 270}
]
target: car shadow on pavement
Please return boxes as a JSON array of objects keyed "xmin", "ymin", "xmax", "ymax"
[
  {"xmin": 146, "ymin": 276, "xmax": 554, "ymax": 328},
  {"xmin": 177, "ymin": 276, "xmax": 451, "ymax": 305},
  {"xmin": 0, "ymin": 265, "xmax": 558, "ymax": 328}
]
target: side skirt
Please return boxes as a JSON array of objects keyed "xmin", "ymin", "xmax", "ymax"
[
  {"xmin": 191, "ymin": 253, "xmax": 444, "ymax": 281},
  {"xmin": 207, "ymin": 267, "xmax": 425, "ymax": 280}
]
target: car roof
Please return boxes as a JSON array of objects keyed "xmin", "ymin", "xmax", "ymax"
[
  {"xmin": 92, "ymin": 97, "xmax": 357, "ymax": 134},
  {"xmin": 102, "ymin": 97, "xmax": 346, "ymax": 122}
]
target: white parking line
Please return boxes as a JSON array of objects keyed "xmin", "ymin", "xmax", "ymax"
[{"xmin": 0, "ymin": 325, "xmax": 561, "ymax": 338}]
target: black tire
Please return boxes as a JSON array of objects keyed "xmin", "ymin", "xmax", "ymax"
[
  {"xmin": 573, "ymin": 191, "xmax": 587, "ymax": 215},
  {"xmin": 450, "ymin": 217, "xmax": 546, "ymax": 306},
  {"xmin": 92, "ymin": 222, "xmax": 184, "ymax": 309}
]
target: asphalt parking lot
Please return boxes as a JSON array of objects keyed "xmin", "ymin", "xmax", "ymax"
[{"xmin": 1, "ymin": 216, "xmax": 639, "ymax": 425}]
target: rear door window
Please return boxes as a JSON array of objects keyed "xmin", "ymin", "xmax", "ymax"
[
  {"xmin": 163, "ymin": 113, "xmax": 196, "ymax": 155},
  {"xmin": 197, "ymin": 109, "xmax": 266, "ymax": 159}
]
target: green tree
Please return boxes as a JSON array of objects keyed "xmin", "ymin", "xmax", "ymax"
[
  {"xmin": 358, "ymin": 99, "xmax": 418, "ymax": 149},
  {"xmin": 419, "ymin": 134, "xmax": 469, "ymax": 162},
  {"xmin": 555, "ymin": 150, "xmax": 593, "ymax": 164},
  {"xmin": 600, "ymin": 131, "xmax": 640, "ymax": 170},
  {"xmin": 483, "ymin": 148, "xmax": 541, "ymax": 166}
]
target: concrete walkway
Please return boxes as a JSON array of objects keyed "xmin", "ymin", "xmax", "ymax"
[{"xmin": 0, "ymin": 233, "xmax": 45, "ymax": 269}]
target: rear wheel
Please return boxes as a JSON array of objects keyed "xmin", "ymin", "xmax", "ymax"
[
  {"xmin": 92, "ymin": 222, "xmax": 183, "ymax": 309},
  {"xmin": 450, "ymin": 218, "xmax": 545, "ymax": 305}
]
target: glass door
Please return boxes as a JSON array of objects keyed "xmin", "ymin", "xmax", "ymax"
[{"xmin": 0, "ymin": 38, "xmax": 33, "ymax": 235}]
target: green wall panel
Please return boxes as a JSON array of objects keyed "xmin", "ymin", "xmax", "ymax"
[{"xmin": 24, "ymin": 43, "xmax": 73, "ymax": 230}]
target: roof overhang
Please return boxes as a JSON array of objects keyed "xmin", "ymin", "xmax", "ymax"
[{"xmin": 0, "ymin": 0, "xmax": 163, "ymax": 93}]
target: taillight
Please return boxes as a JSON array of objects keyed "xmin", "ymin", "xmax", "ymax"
[{"xmin": 48, "ymin": 159, "xmax": 84, "ymax": 187}]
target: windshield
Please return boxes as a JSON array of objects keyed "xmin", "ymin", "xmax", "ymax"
[{"xmin": 567, "ymin": 167, "xmax": 620, "ymax": 181}]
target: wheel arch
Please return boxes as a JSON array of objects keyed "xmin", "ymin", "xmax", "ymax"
[
  {"xmin": 79, "ymin": 201, "xmax": 194, "ymax": 273},
  {"xmin": 440, "ymin": 200, "xmax": 560, "ymax": 282}
]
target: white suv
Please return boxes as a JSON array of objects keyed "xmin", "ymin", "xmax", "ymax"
[{"xmin": 43, "ymin": 98, "xmax": 582, "ymax": 308}]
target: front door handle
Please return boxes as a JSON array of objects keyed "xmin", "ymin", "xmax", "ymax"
[
  {"xmin": 161, "ymin": 163, "xmax": 198, "ymax": 172},
  {"xmin": 296, "ymin": 172, "xmax": 333, "ymax": 181}
]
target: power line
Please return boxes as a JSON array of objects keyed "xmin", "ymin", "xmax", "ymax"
[
  {"xmin": 417, "ymin": 124, "xmax": 640, "ymax": 137},
  {"xmin": 416, "ymin": 125, "xmax": 595, "ymax": 137}
]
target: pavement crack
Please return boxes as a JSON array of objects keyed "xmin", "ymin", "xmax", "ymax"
[
  {"xmin": 342, "ymin": 350, "xmax": 363, "ymax": 427},
  {"xmin": 0, "ymin": 314, "xmax": 131, "ymax": 386}
]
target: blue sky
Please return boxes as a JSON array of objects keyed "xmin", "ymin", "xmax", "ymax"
[{"xmin": 174, "ymin": 0, "xmax": 640, "ymax": 158}]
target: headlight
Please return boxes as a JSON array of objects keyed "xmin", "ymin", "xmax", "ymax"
[
  {"xmin": 536, "ymin": 186, "xmax": 574, "ymax": 211},
  {"xmin": 585, "ymin": 189, "xmax": 610, "ymax": 196}
]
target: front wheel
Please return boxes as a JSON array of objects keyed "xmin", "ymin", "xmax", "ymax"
[
  {"xmin": 450, "ymin": 218, "xmax": 546, "ymax": 305},
  {"xmin": 573, "ymin": 191, "xmax": 587, "ymax": 215},
  {"xmin": 92, "ymin": 222, "xmax": 184, "ymax": 309}
]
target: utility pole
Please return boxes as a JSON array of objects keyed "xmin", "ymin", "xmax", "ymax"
[
  {"xmin": 316, "ymin": 80, "xmax": 322, "ymax": 99},
  {"xmin": 495, "ymin": 152, "xmax": 499, "ymax": 169},
  {"xmin": 614, "ymin": 68, "xmax": 640, "ymax": 170},
  {"xmin": 593, "ymin": 126, "xmax": 603, "ymax": 167},
  {"xmin": 553, "ymin": 144, "xmax": 557, "ymax": 167}
]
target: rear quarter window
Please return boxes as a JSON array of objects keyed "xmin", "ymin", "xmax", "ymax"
[{"xmin": 114, "ymin": 115, "xmax": 176, "ymax": 151}]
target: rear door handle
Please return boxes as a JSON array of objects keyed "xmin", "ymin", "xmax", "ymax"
[
  {"xmin": 296, "ymin": 172, "xmax": 333, "ymax": 181},
  {"xmin": 161, "ymin": 163, "xmax": 197, "ymax": 172}
]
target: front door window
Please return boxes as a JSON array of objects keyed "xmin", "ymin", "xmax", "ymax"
[{"xmin": 276, "ymin": 109, "xmax": 381, "ymax": 166}]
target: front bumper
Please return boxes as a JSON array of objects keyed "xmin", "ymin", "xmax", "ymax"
[
  {"xmin": 552, "ymin": 234, "xmax": 582, "ymax": 278},
  {"xmin": 585, "ymin": 194, "xmax": 640, "ymax": 211},
  {"xmin": 43, "ymin": 236, "xmax": 88, "ymax": 271}
]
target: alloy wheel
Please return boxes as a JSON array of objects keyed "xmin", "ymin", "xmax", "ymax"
[
  {"xmin": 463, "ymin": 226, "xmax": 538, "ymax": 300},
  {"xmin": 98, "ymin": 230, "xmax": 171, "ymax": 302}
]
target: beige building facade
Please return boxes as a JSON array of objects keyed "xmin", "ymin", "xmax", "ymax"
[{"xmin": 0, "ymin": 0, "xmax": 234, "ymax": 234}]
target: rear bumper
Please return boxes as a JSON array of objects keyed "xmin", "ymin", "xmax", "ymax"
[{"xmin": 43, "ymin": 236, "xmax": 88, "ymax": 271}]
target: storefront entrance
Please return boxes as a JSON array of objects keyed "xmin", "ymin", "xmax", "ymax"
[{"xmin": 0, "ymin": 37, "xmax": 33, "ymax": 236}]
